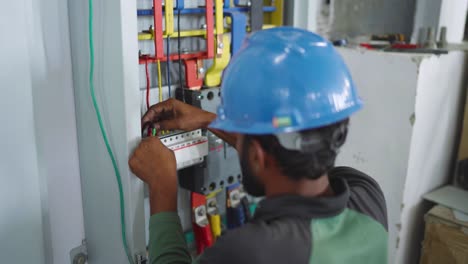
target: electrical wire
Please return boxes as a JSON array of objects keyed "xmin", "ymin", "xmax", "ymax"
[
  {"xmin": 88, "ymin": 0, "xmax": 133, "ymax": 263},
  {"xmin": 155, "ymin": 59, "xmax": 162, "ymax": 136},
  {"xmin": 145, "ymin": 58, "xmax": 152, "ymax": 136},
  {"xmin": 177, "ymin": 9, "xmax": 185, "ymax": 102},
  {"xmin": 166, "ymin": 37, "xmax": 172, "ymax": 97},
  {"xmin": 145, "ymin": 58, "xmax": 151, "ymax": 111},
  {"xmin": 157, "ymin": 60, "xmax": 163, "ymax": 102}
]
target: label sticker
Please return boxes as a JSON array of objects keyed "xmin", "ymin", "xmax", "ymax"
[{"xmin": 273, "ymin": 116, "xmax": 292, "ymax": 128}]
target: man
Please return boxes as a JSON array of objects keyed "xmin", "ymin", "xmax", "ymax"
[{"xmin": 129, "ymin": 27, "xmax": 388, "ymax": 264}]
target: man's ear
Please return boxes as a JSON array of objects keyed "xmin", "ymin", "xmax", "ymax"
[{"xmin": 248, "ymin": 139, "xmax": 266, "ymax": 174}]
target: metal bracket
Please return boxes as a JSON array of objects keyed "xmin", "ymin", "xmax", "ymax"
[
  {"xmin": 70, "ymin": 240, "xmax": 88, "ymax": 264},
  {"xmin": 228, "ymin": 189, "xmax": 241, "ymax": 208},
  {"xmin": 184, "ymin": 59, "xmax": 204, "ymax": 89},
  {"xmin": 214, "ymin": 0, "xmax": 224, "ymax": 56},
  {"xmin": 205, "ymin": 35, "xmax": 231, "ymax": 87},
  {"xmin": 194, "ymin": 205, "xmax": 210, "ymax": 226},
  {"xmin": 250, "ymin": 0, "xmax": 264, "ymax": 32},
  {"xmin": 224, "ymin": 11, "xmax": 247, "ymax": 55},
  {"xmin": 206, "ymin": 196, "xmax": 219, "ymax": 215}
]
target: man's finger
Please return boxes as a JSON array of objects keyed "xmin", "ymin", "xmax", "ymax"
[
  {"xmin": 144, "ymin": 135, "xmax": 167, "ymax": 148},
  {"xmin": 156, "ymin": 119, "xmax": 179, "ymax": 131},
  {"xmin": 141, "ymin": 99, "xmax": 174, "ymax": 125},
  {"xmin": 141, "ymin": 105, "xmax": 165, "ymax": 125}
]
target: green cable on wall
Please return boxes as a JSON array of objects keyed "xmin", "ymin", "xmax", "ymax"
[{"xmin": 88, "ymin": 0, "xmax": 134, "ymax": 263}]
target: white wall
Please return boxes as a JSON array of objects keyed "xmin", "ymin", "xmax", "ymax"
[
  {"xmin": 288, "ymin": 1, "xmax": 322, "ymax": 33},
  {"xmin": 336, "ymin": 49, "xmax": 467, "ymax": 264},
  {"xmin": 0, "ymin": 1, "xmax": 46, "ymax": 263},
  {"xmin": 336, "ymin": 49, "xmax": 423, "ymax": 264},
  {"xmin": 396, "ymin": 51, "xmax": 467, "ymax": 264},
  {"xmin": 0, "ymin": 0, "xmax": 85, "ymax": 263},
  {"xmin": 438, "ymin": 0, "xmax": 468, "ymax": 42},
  {"xmin": 27, "ymin": 0, "xmax": 86, "ymax": 263},
  {"xmin": 68, "ymin": 0, "xmax": 146, "ymax": 262}
]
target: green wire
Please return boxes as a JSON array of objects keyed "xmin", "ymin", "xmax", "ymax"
[{"xmin": 88, "ymin": 0, "xmax": 134, "ymax": 263}]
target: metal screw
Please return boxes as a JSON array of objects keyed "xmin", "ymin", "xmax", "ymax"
[
  {"xmin": 438, "ymin": 26, "xmax": 448, "ymax": 48},
  {"xmin": 201, "ymin": 24, "xmax": 207, "ymax": 29},
  {"xmin": 197, "ymin": 207, "xmax": 205, "ymax": 216},
  {"xmin": 425, "ymin": 27, "xmax": 437, "ymax": 49},
  {"xmin": 73, "ymin": 253, "xmax": 87, "ymax": 264},
  {"xmin": 218, "ymin": 42, "xmax": 224, "ymax": 49},
  {"xmin": 198, "ymin": 67, "xmax": 205, "ymax": 74}
]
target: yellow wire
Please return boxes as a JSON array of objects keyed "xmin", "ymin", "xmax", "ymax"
[
  {"xmin": 156, "ymin": 60, "xmax": 167, "ymax": 135},
  {"xmin": 157, "ymin": 60, "xmax": 162, "ymax": 102}
]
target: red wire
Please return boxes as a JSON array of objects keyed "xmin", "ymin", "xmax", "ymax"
[
  {"xmin": 145, "ymin": 58, "xmax": 152, "ymax": 136},
  {"xmin": 145, "ymin": 58, "xmax": 150, "ymax": 110}
]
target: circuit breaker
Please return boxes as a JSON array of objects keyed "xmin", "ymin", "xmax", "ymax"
[
  {"xmin": 177, "ymin": 88, "xmax": 242, "ymax": 195},
  {"xmin": 160, "ymin": 130, "xmax": 209, "ymax": 170}
]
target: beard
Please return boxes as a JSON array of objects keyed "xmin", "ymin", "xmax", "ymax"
[{"xmin": 240, "ymin": 138, "xmax": 266, "ymax": 197}]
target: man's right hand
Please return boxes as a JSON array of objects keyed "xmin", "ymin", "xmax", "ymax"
[{"xmin": 142, "ymin": 98, "xmax": 216, "ymax": 132}]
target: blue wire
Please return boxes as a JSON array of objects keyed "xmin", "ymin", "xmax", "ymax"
[
  {"xmin": 166, "ymin": 37, "xmax": 171, "ymax": 97},
  {"xmin": 137, "ymin": 6, "xmax": 276, "ymax": 16}
]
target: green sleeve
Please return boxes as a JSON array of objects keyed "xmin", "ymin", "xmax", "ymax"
[{"xmin": 149, "ymin": 212, "xmax": 193, "ymax": 264}]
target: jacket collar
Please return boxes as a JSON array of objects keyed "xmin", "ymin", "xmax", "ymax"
[{"xmin": 253, "ymin": 177, "xmax": 350, "ymax": 221}]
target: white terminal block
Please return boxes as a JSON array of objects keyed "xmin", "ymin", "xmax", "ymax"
[{"xmin": 160, "ymin": 129, "xmax": 208, "ymax": 170}]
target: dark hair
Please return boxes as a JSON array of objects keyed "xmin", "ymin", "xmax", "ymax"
[{"xmin": 246, "ymin": 119, "xmax": 349, "ymax": 180}]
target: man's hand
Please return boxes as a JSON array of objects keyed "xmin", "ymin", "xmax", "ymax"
[
  {"xmin": 142, "ymin": 98, "xmax": 216, "ymax": 132},
  {"xmin": 129, "ymin": 137, "xmax": 178, "ymax": 214}
]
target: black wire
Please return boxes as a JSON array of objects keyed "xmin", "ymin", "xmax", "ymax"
[
  {"xmin": 177, "ymin": 9, "xmax": 185, "ymax": 102},
  {"xmin": 166, "ymin": 37, "xmax": 171, "ymax": 97}
]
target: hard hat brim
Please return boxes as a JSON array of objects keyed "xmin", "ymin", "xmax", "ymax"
[{"xmin": 209, "ymin": 102, "xmax": 362, "ymax": 135}]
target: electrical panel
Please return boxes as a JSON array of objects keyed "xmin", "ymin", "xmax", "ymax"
[
  {"xmin": 69, "ymin": 0, "xmax": 283, "ymax": 262},
  {"xmin": 137, "ymin": 0, "xmax": 284, "ymax": 258}
]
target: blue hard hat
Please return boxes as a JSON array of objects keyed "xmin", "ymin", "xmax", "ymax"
[{"xmin": 209, "ymin": 27, "xmax": 362, "ymax": 135}]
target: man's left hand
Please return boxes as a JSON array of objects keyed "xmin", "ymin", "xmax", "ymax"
[{"xmin": 129, "ymin": 136, "xmax": 178, "ymax": 213}]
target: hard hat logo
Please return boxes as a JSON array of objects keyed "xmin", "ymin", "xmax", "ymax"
[
  {"xmin": 209, "ymin": 27, "xmax": 362, "ymax": 135},
  {"xmin": 273, "ymin": 116, "xmax": 292, "ymax": 128}
]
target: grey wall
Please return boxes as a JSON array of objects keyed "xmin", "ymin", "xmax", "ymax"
[
  {"xmin": 411, "ymin": 0, "xmax": 443, "ymax": 43},
  {"xmin": 286, "ymin": 0, "xmax": 417, "ymax": 41},
  {"xmin": 329, "ymin": 0, "xmax": 417, "ymax": 39}
]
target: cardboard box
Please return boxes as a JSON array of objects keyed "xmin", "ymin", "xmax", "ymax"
[
  {"xmin": 458, "ymin": 92, "xmax": 468, "ymax": 161},
  {"xmin": 420, "ymin": 205, "xmax": 468, "ymax": 264}
]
